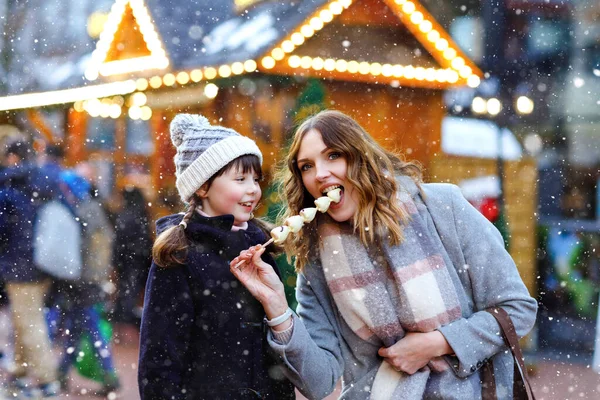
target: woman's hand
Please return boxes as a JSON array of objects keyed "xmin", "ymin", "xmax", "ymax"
[
  {"xmin": 378, "ymin": 331, "xmax": 453, "ymax": 375},
  {"xmin": 230, "ymin": 245, "xmax": 290, "ymax": 321}
]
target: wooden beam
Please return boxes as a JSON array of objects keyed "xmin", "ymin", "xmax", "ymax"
[
  {"xmin": 65, "ymin": 109, "xmax": 87, "ymax": 167},
  {"xmin": 26, "ymin": 109, "xmax": 56, "ymax": 143},
  {"xmin": 113, "ymin": 116, "xmax": 127, "ymax": 198}
]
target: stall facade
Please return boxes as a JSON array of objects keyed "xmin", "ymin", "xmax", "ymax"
[
  {"xmin": 0, "ymin": 0, "xmax": 536, "ymax": 294},
  {"xmin": 62, "ymin": 0, "xmax": 479, "ymax": 196}
]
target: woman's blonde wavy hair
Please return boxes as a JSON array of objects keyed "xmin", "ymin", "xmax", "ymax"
[{"xmin": 277, "ymin": 110, "xmax": 423, "ymax": 272}]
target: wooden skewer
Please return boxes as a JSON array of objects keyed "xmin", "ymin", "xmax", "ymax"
[
  {"xmin": 233, "ymin": 192, "xmax": 340, "ymax": 271},
  {"xmin": 234, "ymin": 238, "xmax": 275, "ymax": 270}
]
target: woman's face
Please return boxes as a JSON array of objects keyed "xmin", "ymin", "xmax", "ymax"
[{"xmin": 296, "ymin": 129, "xmax": 359, "ymax": 223}]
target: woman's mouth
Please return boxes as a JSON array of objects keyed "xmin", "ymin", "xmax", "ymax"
[{"xmin": 322, "ymin": 185, "xmax": 344, "ymax": 210}]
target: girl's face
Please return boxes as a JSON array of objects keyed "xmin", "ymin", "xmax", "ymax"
[
  {"xmin": 296, "ymin": 129, "xmax": 359, "ymax": 223},
  {"xmin": 199, "ymin": 166, "xmax": 261, "ymax": 227}
]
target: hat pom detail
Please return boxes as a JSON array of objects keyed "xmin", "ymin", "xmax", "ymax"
[{"xmin": 170, "ymin": 114, "xmax": 210, "ymax": 147}]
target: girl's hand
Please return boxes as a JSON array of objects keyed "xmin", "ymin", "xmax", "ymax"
[
  {"xmin": 230, "ymin": 245, "xmax": 289, "ymax": 320},
  {"xmin": 377, "ymin": 331, "xmax": 453, "ymax": 375}
]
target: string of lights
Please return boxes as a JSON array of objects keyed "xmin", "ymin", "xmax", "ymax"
[{"xmin": 0, "ymin": 0, "xmax": 482, "ymax": 113}]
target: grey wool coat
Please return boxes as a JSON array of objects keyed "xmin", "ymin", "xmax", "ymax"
[{"xmin": 268, "ymin": 180, "xmax": 538, "ymax": 400}]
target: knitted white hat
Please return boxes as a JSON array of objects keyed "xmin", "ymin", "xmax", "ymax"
[{"xmin": 170, "ymin": 114, "xmax": 263, "ymax": 202}]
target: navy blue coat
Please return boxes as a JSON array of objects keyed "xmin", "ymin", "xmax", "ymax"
[
  {"xmin": 0, "ymin": 163, "xmax": 55, "ymax": 283},
  {"xmin": 38, "ymin": 161, "xmax": 65, "ymax": 200},
  {"xmin": 138, "ymin": 212, "xmax": 295, "ymax": 400}
]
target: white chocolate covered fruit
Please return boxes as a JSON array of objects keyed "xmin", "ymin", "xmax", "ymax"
[
  {"xmin": 284, "ymin": 215, "xmax": 304, "ymax": 233},
  {"xmin": 299, "ymin": 207, "xmax": 317, "ymax": 223},
  {"xmin": 326, "ymin": 188, "xmax": 342, "ymax": 203},
  {"xmin": 314, "ymin": 196, "xmax": 332, "ymax": 213},
  {"xmin": 270, "ymin": 225, "xmax": 291, "ymax": 243}
]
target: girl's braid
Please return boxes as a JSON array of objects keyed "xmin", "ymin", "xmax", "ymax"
[{"xmin": 181, "ymin": 196, "xmax": 198, "ymax": 227}]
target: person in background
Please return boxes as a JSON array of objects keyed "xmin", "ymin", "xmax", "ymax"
[
  {"xmin": 0, "ymin": 129, "xmax": 23, "ymax": 310},
  {"xmin": 0, "ymin": 138, "xmax": 61, "ymax": 398},
  {"xmin": 54, "ymin": 169, "xmax": 120, "ymax": 396},
  {"xmin": 74, "ymin": 162, "xmax": 96, "ymax": 190},
  {"xmin": 231, "ymin": 110, "xmax": 538, "ymax": 400},
  {"xmin": 112, "ymin": 185, "xmax": 152, "ymax": 326},
  {"xmin": 38, "ymin": 143, "xmax": 65, "ymax": 197},
  {"xmin": 138, "ymin": 114, "xmax": 295, "ymax": 399}
]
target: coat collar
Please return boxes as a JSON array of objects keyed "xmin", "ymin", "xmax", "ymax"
[
  {"xmin": 397, "ymin": 175, "xmax": 421, "ymax": 199},
  {"xmin": 156, "ymin": 211, "xmax": 263, "ymax": 242},
  {"xmin": 189, "ymin": 212, "xmax": 237, "ymax": 232}
]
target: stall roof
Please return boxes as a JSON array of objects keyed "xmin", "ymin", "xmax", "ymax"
[
  {"xmin": 87, "ymin": 0, "xmax": 482, "ymax": 86},
  {"xmin": 146, "ymin": 0, "xmax": 326, "ymax": 69},
  {"xmin": 0, "ymin": 0, "xmax": 483, "ymax": 111}
]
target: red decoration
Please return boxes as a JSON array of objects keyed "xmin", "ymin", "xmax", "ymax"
[{"xmin": 480, "ymin": 197, "xmax": 500, "ymax": 222}]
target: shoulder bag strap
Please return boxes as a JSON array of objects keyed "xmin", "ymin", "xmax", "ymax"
[
  {"xmin": 481, "ymin": 359, "xmax": 496, "ymax": 399},
  {"xmin": 483, "ymin": 307, "xmax": 536, "ymax": 400}
]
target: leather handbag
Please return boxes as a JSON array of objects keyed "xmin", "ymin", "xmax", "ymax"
[{"xmin": 481, "ymin": 307, "xmax": 536, "ymax": 400}]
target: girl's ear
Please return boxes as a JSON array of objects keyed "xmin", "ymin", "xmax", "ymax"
[{"xmin": 196, "ymin": 184, "xmax": 209, "ymax": 199}]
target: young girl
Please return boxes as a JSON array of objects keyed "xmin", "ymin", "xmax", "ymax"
[
  {"xmin": 231, "ymin": 110, "xmax": 537, "ymax": 399},
  {"xmin": 138, "ymin": 114, "xmax": 294, "ymax": 400}
]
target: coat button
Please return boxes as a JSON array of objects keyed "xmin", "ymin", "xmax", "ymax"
[{"xmin": 470, "ymin": 366, "xmax": 476, "ymax": 372}]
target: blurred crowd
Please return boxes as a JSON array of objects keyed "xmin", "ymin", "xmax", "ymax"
[{"xmin": 0, "ymin": 133, "xmax": 152, "ymax": 398}]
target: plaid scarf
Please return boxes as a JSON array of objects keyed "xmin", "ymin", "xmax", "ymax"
[{"xmin": 317, "ymin": 178, "xmax": 462, "ymax": 399}]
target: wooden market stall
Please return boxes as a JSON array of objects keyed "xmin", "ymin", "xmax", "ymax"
[
  {"xmin": 0, "ymin": 0, "xmax": 537, "ymax": 295},
  {"xmin": 66, "ymin": 0, "xmax": 482, "ymax": 205}
]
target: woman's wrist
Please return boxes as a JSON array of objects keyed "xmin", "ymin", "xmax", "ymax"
[
  {"xmin": 430, "ymin": 330, "xmax": 453, "ymax": 357},
  {"xmin": 262, "ymin": 293, "xmax": 289, "ymax": 320}
]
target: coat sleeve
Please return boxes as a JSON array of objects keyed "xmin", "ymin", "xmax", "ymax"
[
  {"xmin": 138, "ymin": 261, "xmax": 194, "ymax": 400},
  {"xmin": 267, "ymin": 270, "xmax": 344, "ymax": 400},
  {"xmin": 436, "ymin": 185, "xmax": 538, "ymax": 378}
]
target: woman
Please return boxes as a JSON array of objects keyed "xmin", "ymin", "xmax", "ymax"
[{"xmin": 230, "ymin": 110, "xmax": 537, "ymax": 400}]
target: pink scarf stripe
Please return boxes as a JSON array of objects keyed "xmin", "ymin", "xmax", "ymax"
[
  {"xmin": 327, "ymin": 269, "xmax": 386, "ymax": 293},
  {"xmin": 401, "ymin": 306, "xmax": 462, "ymax": 332},
  {"xmin": 355, "ymin": 325, "xmax": 376, "ymax": 341},
  {"xmin": 392, "ymin": 255, "xmax": 446, "ymax": 283}
]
